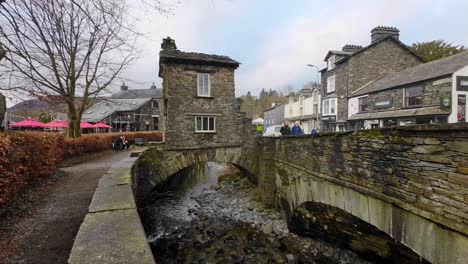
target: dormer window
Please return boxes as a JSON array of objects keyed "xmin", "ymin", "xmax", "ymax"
[
  {"xmin": 197, "ymin": 73, "xmax": 211, "ymax": 97},
  {"xmin": 328, "ymin": 56, "xmax": 335, "ymax": 70}
]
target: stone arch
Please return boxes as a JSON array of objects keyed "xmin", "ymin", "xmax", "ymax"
[
  {"xmin": 289, "ymin": 200, "xmax": 430, "ymax": 264},
  {"xmin": 274, "ymin": 167, "xmax": 468, "ymax": 264},
  {"xmin": 132, "ymin": 146, "xmax": 253, "ymax": 205}
]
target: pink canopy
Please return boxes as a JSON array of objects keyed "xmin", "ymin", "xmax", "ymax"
[
  {"xmin": 91, "ymin": 122, "xmax": 112, "ymax": 129},
  {"xmin": 45, "ymin": 120, "xmax": 68, "ymax": 128},
  {"xmin": 11, "ymin": 119, "xmax": 46, "ymax": 128},
  {"xmin": 80, "ymin": 122, "xmax": 94, "ymax": 129}
]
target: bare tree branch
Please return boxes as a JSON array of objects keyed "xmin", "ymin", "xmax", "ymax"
[{"xmin": 0, "ymin": 0, "xmax": 168, "ymax": 137}]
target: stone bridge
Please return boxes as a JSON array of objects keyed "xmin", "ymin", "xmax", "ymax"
[{"xmin": 133, "ymin": 124, "xmax": 468, "ymax": 264}]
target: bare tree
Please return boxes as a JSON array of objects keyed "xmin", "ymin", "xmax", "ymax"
[{"xmin": 0, "ymin": 0, "xmax": 159, "ymax": 137}]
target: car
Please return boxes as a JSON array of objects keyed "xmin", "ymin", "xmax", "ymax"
[{"xmin": 263, "ymin": 125, "xmax": 282, "ymax": 137}]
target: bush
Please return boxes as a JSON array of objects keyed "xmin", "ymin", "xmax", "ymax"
[{"xmin": 0, "ymin": 131, "xmax": 162, "ymax": 207}]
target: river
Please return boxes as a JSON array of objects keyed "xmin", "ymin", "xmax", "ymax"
[{"xmin": 139, "ymin": 162, "xmax": 373, "ymax": 264}]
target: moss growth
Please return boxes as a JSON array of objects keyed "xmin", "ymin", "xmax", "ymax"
[{"xmin": 357, "ymin": 128, "xmax": 382, "ymax": 138}]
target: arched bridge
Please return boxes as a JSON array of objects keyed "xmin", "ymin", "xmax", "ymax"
[{"xmin": 133, "ymin": 124, "xmax": 468, "ymax": 264}]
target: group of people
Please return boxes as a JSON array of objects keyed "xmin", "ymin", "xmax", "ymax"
[{"xmin": 280, "ymin": 121, "xmax": 318, "ymax": 136}]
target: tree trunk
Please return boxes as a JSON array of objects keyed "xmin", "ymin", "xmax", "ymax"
[{"xmin": 66, "ymin": 104, "xmax": 81, "ymax": 138}]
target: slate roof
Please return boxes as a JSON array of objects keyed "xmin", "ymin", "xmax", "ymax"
[
  {"xmin": 110, "ymin": 88, "xmax": 162, "ymax": 99},
  {"xmin": 82, "ymin": 98, "xmax": 151, "ymax": 122},
  {"xmin": 352, "ymin": 51, "xmax": 468, "ymax": 97},
  {"xmin": 348, "ymin": 106, "xmax": 450, "ymax": 120},
  {"xmin": 323, "ymin": 50, "xmax": 354, "ymax": 61},
  {"xmin": 160, "ymin": 50, "xmax": 240, "ymax": 67},
  {"xmin": 336, "ymin": 36, "xmax": 424, "ymax": 64}
]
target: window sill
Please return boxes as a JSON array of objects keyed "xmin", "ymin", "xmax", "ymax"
[
  {"xmin": 402, "ymin": 105, "xmax": 423, "ymax": 109},
  {"xmin": 195, "ymin": 131, "xmax": 217, "ymax": 134},
  {"xmin": 196, "ymin": 96, "xmax": 214, "ymax": 99}
]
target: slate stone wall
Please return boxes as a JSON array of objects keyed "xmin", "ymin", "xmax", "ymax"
[
  {"xmin": 161, "ymin": 63, "xmax": 244, "ymax": 149},
  {"xmin": 361, "ymin": 78, "xmax": 452, "ymax": 113},
  {"xmin": 346, "ymin": 38, "xmax": 422, "ymax": 95},
  {"xmin": 262, "ymin": 125, "xmax": 468, "ymax": 235}
]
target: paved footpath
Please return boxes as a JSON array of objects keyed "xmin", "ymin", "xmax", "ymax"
[{"xmin": 0, "ymin": 150, "xmax": 133, "ymax": 264}]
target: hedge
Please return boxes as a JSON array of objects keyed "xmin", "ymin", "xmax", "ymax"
[{"xmin": 0, "ymin": 131, "xmax": 162, "ymax": 207}]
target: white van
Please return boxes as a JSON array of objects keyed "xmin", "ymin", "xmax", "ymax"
[{"xmin": 263, "ymin": 125, "xmax": 282, "ymax": 137}]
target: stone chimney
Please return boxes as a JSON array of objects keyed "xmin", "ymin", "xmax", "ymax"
[
  {"xmin": 371, "ymin": 26, "xmax": 400, "ymax": 44},
  {"xmin": 161, "ymin": 37, "xmax": 177, "ymax": 51},
  {"xmin": 150, "ymin": 82, "xmax": 157, "ymax": 89},
  {"xmin": 342, "ymin": 44, "xmax": 363, "ymax": 52},
  {"xmin": 121, "ymin": 82, "xmax": 128, "ymax": 91}
]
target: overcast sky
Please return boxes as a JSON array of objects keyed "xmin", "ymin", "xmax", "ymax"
[{"xmin": 118, "ymin": 0, "xmax": 468, "ymax": 96}]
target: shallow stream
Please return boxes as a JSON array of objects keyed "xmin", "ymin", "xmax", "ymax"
[{"xmin": 139, "ymin": 162, "xmax": 373, "ymax": 264}]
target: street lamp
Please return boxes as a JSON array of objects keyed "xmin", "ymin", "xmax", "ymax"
[
  {"xmin": 307, "ymin": 64, "xmax": 321, "ymax": 131},
  {"xmin": 306, "ymin": 64, "xmax": 320, "ymax": 84}
]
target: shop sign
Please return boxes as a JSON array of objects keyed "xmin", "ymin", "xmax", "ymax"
[
  {"xmin": 457, "ymin": 76, "xmax": 468, "ymax": 92},
  {"xmin": 374, "ymin": 98, "xmax": 392, "ymax": 109},
  {"xmin": 440, "ymin": 95, "xmax": 451, "ymax": 109}
]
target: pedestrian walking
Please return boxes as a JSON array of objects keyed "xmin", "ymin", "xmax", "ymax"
[
  {"xmin": 291, "ymin": 121, "xmax": 303, "ymax": 135},
  {"xmin": 280, "ymin": 121, "xmax": 291, "ymax": 136}
]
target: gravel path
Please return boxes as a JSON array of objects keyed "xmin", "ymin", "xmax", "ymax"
[{"xmin": 0, "ymin": 150, "xmax": 132, "ymax": 264}]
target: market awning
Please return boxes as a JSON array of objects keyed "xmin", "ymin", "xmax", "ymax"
[
  {"xmin": 348, "ymin": 107, "xmax": 450, "ymax": 121},
  {"xmin": 11, "ymin": 119, "xmax": 46, "ymax": 128},
  {"xmin": 91, "ymin": 122, "xmax": 112, "ymax": 129},
  {"xmin": 45, "ymin": 120, "xmax": 68, "ymax": 128}
]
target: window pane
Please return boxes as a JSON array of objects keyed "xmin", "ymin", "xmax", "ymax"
[
  {"xmin": 202, "ymin": 116, "xmax": 209, "ymax": 130},
  {"xmin": 209, "ymin": 117, "xmax": 215, "ymax": 131},
  {"xmin": 198, "ymin": 74, "xmax": 203, "ymax": 95},
  {"xmin": 196, "ymin": 117, "xmax": 202, "ymax": 131}
]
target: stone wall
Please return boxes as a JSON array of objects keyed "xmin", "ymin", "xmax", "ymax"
[
  {"xmin": 364, "ymin": 78, "xmax": 452, "ymax": 113},
  {"xmin": 346, "ymin": 38, "xmax": 422, "ymax": 94},
  {"xmin": 257, "ymin": 125, "xmax": 468, "ymax": 264},
  {"xmin": 161, "ymin": 63, "xmax": 244, "ymax": 150}
]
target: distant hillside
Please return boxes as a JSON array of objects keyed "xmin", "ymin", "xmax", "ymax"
[{"xmin": 238, "ymin": 88, "xmax": 287, "ymax": 119}]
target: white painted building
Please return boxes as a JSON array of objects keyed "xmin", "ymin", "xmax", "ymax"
[{"xmin": 283, "ymin": 87, "xmax": 321, "ymax": 133}]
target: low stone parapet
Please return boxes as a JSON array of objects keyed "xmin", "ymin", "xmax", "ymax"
[{"xmin": 68, "ymin": 151, "xmax": 155, "ymax": 264}]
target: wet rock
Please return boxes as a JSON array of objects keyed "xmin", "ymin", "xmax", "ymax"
[{"xmin": 261, "ymin": 223, "xmax": 273, "ymax": 235}]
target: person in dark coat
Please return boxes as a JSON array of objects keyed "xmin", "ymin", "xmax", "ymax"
[
  {"xmin": 291, "ymin": 121, "xmax": 304, "ymax": 135},
  {"xmin": 280, "ymin": 121, "xmax": 291, "ymax": 135}
]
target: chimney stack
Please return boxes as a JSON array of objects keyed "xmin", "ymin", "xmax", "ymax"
[
  {"xmin": 342, "ymin": 44, "xmax": 363, "ymax": 52},
  {"xmin": 371, "ymin": 26, "xmax": 399, "ymax": 44},
  {"xmin": 121, "ymin": 82, "xmax": 128, "ymax": 91},
  {"xmin": 161, "ymin": 37, "xmax": 177, "ymax": 51}
]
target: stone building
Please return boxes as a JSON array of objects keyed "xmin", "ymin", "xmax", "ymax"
[
  {"xmin": 348, "ymin": 51, "xmax": 468, "ymax": 128},
  {"xmin": 283, "ymin": 86, "xmax": 321, "ymax": 133},
  {"xmin": 264, "ymin": 103, "xmax": 285, "ymax": 127},
  {"xmin": 82, "ymin": 83, "xmax": 162, "ymax": 131},
  {"xmin": 319, "ymin": 26, "xmax": 423, "ymax": 131},
  {"xmin": 158, "ymin": 37, "xmax": 244, "ymax": 149}
]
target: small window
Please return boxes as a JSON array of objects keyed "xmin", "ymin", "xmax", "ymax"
[
  {"xmin": 405, "ymin": 86, "xmax": 423, "ymax": 107},
  {"xmin": 152, "ymin": 100, "xmax": 159, "ymax": 109},
  {"xmin": 330, "ymin": 98, "xmax": 336, "ymax": 114},
  {"xmin": 195, "ymin": 116, "xmax": 215, "ymax": 132},
  {"xmin": 327, "ymin": 76, "xmax": 336, "ymax": 93},
  {"xmin": 328, "ymin": 56, "xmax": 335, "ymax": 70},
  {"xmin": 359, "ymin": 97, "xmax": 368, "ymax": 112},
  {"xmin": 197, "ymin": 73, "xmax": 211, "ymax": 97}
]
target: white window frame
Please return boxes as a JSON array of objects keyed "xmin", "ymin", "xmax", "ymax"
[
  {"xmin": 323, "ymin": 98, "xmax": 337, "ymax": 116},
  {"xmin": 197, "ymin": 73, "xmax": 211, "ymax": 97},
  {"xmin": 328, "ymin": 56, "xmax": 335, "ymax": 70},
  {"xmin": 195, "ymin": 116, "xmax": 216, "ymax": 133},
  {"xmin": 327, "ymin": 75, "xmax": 336, "ymax": 93}
]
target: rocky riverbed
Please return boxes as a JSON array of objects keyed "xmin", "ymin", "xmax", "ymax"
[{"xmin": 140, "ymin": 162, "xmax": 372, "ymax": 264}]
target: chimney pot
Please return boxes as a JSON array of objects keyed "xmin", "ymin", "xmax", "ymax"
[
  {"xmin": 371, "ymin": 26, "xmax": 400, "ymax": 44},
  {"xmin": 121, "ymin": 82, "xmax": 128, "ymax": 91},
  {"xmin": 161, "ymin": 37, "xmax": 177, "ymax": 51},
  {"xmin": 342, "ymin": 44, "xmax": 363, "ymax": 52}
]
